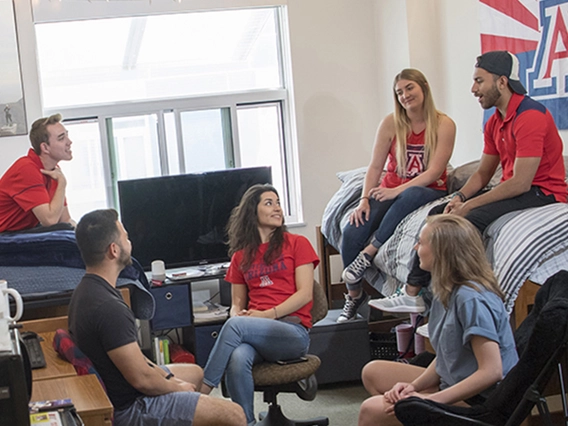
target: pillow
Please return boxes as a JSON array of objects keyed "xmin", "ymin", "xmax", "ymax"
[
  {"xmin": 52, "ymin": 328, "xmax": 106, "ymax": 391},
  {"xmin": 447, "ymin": 160, "xmax": 502, "ymax": 194},
  {"xmin": 447, "ymin": 155, "xmax": 568, "ymax": 194},
  {"xmin": 321, "ymin": 167, "xmax": 368, "ymax": 250},
  {"xmin": 336, "ymin": 166, "xmax": 367, "ymax": 184}
]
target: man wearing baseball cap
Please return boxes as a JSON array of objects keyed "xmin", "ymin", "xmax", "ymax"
[
  {"xmin": 373, "ymin": 50, "xmax": 567, "ymax": 314},
  {"xmin": 443, "ymin": 50, "xmax": 566, "ymax": 223}
]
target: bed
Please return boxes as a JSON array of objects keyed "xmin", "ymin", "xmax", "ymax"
[
  {"xmin": 0, "ymin": 229, "xmax": 154, "ymax": 320},
  {"xmin": 321, "ymin": 158, "xmax": 568, "ymax": 314}
]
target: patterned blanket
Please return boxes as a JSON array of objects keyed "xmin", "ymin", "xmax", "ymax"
[{"xmin": 322, "ymin": 170, "xmax": 568, "ymax": 314}]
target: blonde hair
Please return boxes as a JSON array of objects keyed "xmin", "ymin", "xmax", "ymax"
[
  {"xmin": 392, "ymin": 69, "xmax": 444, "ymax": 177},
  {"xmin": 424, "ymin": 215, "xmax": 502, "ymax": 307}
]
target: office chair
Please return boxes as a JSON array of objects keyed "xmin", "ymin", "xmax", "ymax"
[
  {"xmin": 252, "ymin": 281, "xmax": 330, "ymax": 426},
  {"xmin": 394, "ymin": 271, "xmax": 568, "ymax": 426}
]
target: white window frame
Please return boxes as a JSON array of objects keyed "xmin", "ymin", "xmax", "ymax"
[{"xmin": 38, "ymin": 4, "xmax": 303, "ymax": 225}]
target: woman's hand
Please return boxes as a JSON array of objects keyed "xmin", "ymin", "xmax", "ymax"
[
  {"xmin": 383, "ymin": 382, "xmax": 421, "ymax": 416},
  {"xmin": 240, "ymin": 309, "xmax": 275, "ymax": 319},
  {"xmin": 369, "ymin": 186, "xmax": 400, "ymax": 202},
  {"xmin": 349, "ymin": 198, "xmax": 371, "ymax": 227},
  {"xmin": 384, "ymin": 382, "xmax": 416, "ymax": 404}
]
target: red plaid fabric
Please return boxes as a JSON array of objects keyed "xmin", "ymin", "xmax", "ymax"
[{"xmin": 52, "ymin": 328, "xmax": 106, "ymax": 392}]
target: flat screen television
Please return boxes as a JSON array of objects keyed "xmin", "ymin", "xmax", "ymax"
[{"xmin": 118, "ymin": 166, "xmax": 272, "ymax": 270}]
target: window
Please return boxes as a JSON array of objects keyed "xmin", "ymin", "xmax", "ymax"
[
  {"xmin": 35, "ymin": 6, "xmax": 300, "ymax": 223},
  {"xmin": 35, "ymin": 9, "xmax": 282, "ymax": 108},
  {"xmin": 57, "ymin": 120, "xmax": 108, "ymax": 217}
]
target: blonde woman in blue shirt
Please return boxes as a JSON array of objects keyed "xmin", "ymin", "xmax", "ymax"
[{"xmin": 358, "ymin": 215, "xmax": 518, "ymax": 426}]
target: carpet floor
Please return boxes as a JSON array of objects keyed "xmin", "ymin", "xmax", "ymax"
[{"xmin": 211, "ymin": 380, "xmax": 368, "ymax": 425}]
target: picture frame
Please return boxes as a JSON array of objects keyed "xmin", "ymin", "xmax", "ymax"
[{"xmin": 0, "ymin": 0, "xmax": 27, "ymax": 137}]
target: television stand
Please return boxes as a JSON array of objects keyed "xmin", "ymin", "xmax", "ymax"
[
  {"xmin": 145, "ymin": 263, "xmax": 229, "ymax": 284},
  {"xmin": 145, "ymin": 267, "xmax": 232, "ymax": 366}
]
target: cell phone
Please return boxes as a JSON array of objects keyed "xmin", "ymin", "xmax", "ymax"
[{"xmin": 276, "ymin": 356, "xmax": 308, "ymax": 365}]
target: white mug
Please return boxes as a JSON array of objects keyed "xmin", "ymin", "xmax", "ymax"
[{"xmin": 0, "ymin": 280, "xmax": 23, "ymax": 322}]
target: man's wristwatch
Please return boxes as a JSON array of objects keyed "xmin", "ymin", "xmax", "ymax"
[{"xmin": 452, "ymin": 191, "xmax": 467, "ymax": 202}]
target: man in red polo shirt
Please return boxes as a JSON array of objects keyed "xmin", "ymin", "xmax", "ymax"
[
  {"xmin": 444, "ymin": 50, "xmax": 566, "ymax": 220},
  {"xmin": 0, "ymin": 114, "xmax": 75, "ymax": 233},
  {"xmin": 373, "ymin": 51, "xmax": 567, "ymax": 313}
]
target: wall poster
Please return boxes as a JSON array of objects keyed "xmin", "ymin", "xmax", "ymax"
[
  {"xmin": 479, "ymin": 0, "xmax": 568, "ymax": 129},
  {"xmin": 0, "ymin": 0, "xmax": 26, "ymax": 137}
]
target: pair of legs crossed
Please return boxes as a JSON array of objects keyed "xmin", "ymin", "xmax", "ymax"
[
  {"xmin": 114, "ymin": 363, "xmax": 246, "ymax": 426},
  {"xmin": 341, "ymin": 186, "xmax": 445, "ymax": 299},
  {"xmin": 359, "ymin": 359, "xmax": 473, "ymax": 426},
  {"xmin": 405, "ymin": 186, "xmax": 557, "ymax": 296},
  {"xmin": 202, "ymin": 316, "xmax": 310, "ymax": 425},
  {"xmin": 359, "ymin": 360, "xmax": 436, "ymax": 426}
]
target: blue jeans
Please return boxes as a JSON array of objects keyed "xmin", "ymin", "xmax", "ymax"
[
  {"xmin": 341, "ymin": 186, "xmax": 445, "ymax": 290},
  {"xmin": 202, "ymin": 316, "xmax": 310, "ymax": 424}
]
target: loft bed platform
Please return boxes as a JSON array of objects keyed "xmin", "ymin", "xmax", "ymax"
[{"xmin": 0, "ymin": 229, "xmax": 153, "ymax": 321}]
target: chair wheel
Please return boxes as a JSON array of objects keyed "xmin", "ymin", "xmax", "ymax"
[{"xmin": 296, "ymin": 375, "xmax": 317, "ymax": 401}]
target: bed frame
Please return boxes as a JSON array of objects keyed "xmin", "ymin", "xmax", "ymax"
[{"xmin": 316, "ymin": 226, "xmax": 381, "ymax": 308}]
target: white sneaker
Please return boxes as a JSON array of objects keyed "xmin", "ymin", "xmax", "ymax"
[
  {"xmin": 416, "ymin": 323, "xmax": 429, "ymax": 338},
  {"xmin": 368, "ymin": 287, "xmax": 426, "ymax": 313}
]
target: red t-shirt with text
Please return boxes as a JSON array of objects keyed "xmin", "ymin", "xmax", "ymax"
[{"xmin": 225, "ymin": 233, "xmax": 320, "ymax": 328}]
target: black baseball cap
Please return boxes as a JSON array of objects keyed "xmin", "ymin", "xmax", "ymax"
[{"xmin": 475, "ymin": 50, "xmax": 527, "ymax": 95}]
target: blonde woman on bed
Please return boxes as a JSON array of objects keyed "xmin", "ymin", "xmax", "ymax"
[
  {"xmin": 358, "ymin": 215, "xmax": 518, "ymax": 426},
  {"xmin": 338, "ymin": 68, "xmax": 456, "ymax": 323}
]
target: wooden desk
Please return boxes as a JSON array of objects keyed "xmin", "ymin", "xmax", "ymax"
[
  {"xmin": 19, "ymin": 317, "xmax": 77, "ymax": 381},
  {"xmin": 32, "ymin": 331, "xmax": 76, "ymax": 381},
  {"xmin": 31, "ymin": 374, "xmax": 113, "ymax": 426}
]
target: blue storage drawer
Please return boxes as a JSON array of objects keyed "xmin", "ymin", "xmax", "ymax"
[
  {"xmin": 150, "ymin": 285, "xmax": 193, "ymax": 331},
  {"xmin": 194, "ymin": 322, "xmax": 224, "ymax": 367}
]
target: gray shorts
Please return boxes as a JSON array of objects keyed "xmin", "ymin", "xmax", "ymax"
[{"xmin": 113, "ymin": 367, "xmax": 201, "ymax": 426}]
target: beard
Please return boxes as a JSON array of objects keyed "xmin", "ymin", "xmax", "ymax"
[
  {"xmin": 117, "ymin": 243, "xmax": 133, "ymax": 268},
  {"xmin": 481, "ymin": 84, "xmax": 501, "ymax": 109}
]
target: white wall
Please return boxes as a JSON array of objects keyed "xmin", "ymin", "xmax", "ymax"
[
  {"xmin": 286, "ymin": 0, "xmax": 382, "ymax": 243},
  {"xmin": 3, "ymin": 0, "xmax": 42, "ymax": 174},
  {"xmin": 400, "ymin": 0, "xmax": 487, "ymax": 167},
  {"xmin": 4, "ymin": 0, "xmax": 566, "ymax": 250}
]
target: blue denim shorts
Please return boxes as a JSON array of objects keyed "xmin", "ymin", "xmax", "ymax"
[{"xmin": 113, "ymin": 366, "xmax": 201, "ymax": 426}]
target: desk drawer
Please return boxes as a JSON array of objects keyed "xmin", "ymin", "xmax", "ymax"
[
  {"xmin": 150, "ymin": 286, "xmax": 193, "ymax": 331},
  {"xmin": 195, "ymin": 323, "xmax": 224, "ymax": 367}
]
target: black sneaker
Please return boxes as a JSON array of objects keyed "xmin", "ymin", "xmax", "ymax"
[
  {"xmin": 337, "ymin": 291, "xmax": 369, "ymax": 323},
  {"xmin": 342, "ymin": 252, "xmax": 372, "ymax": 284}
]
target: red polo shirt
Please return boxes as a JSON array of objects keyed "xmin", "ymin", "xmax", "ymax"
[
  {"xmin": 0, "ymin": 149, "xmax": 61, "ymax": 232},
  {"xmin": 483, "ymin": 93, "xmax": 567, "ymax": 202}
]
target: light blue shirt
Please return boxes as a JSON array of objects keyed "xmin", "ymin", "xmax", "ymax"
[{"xmin": 428, "ymin": 282, "xmax": 518, "ymax": 396}]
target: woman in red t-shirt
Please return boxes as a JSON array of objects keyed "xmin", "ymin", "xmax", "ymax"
[
  {"xmin": 338, "ymin": 68, "xmax": 456, "ymax": 322},
  {"xmin": 201, "ymin": 184, "xmax": 319, "ymax": 425}
]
